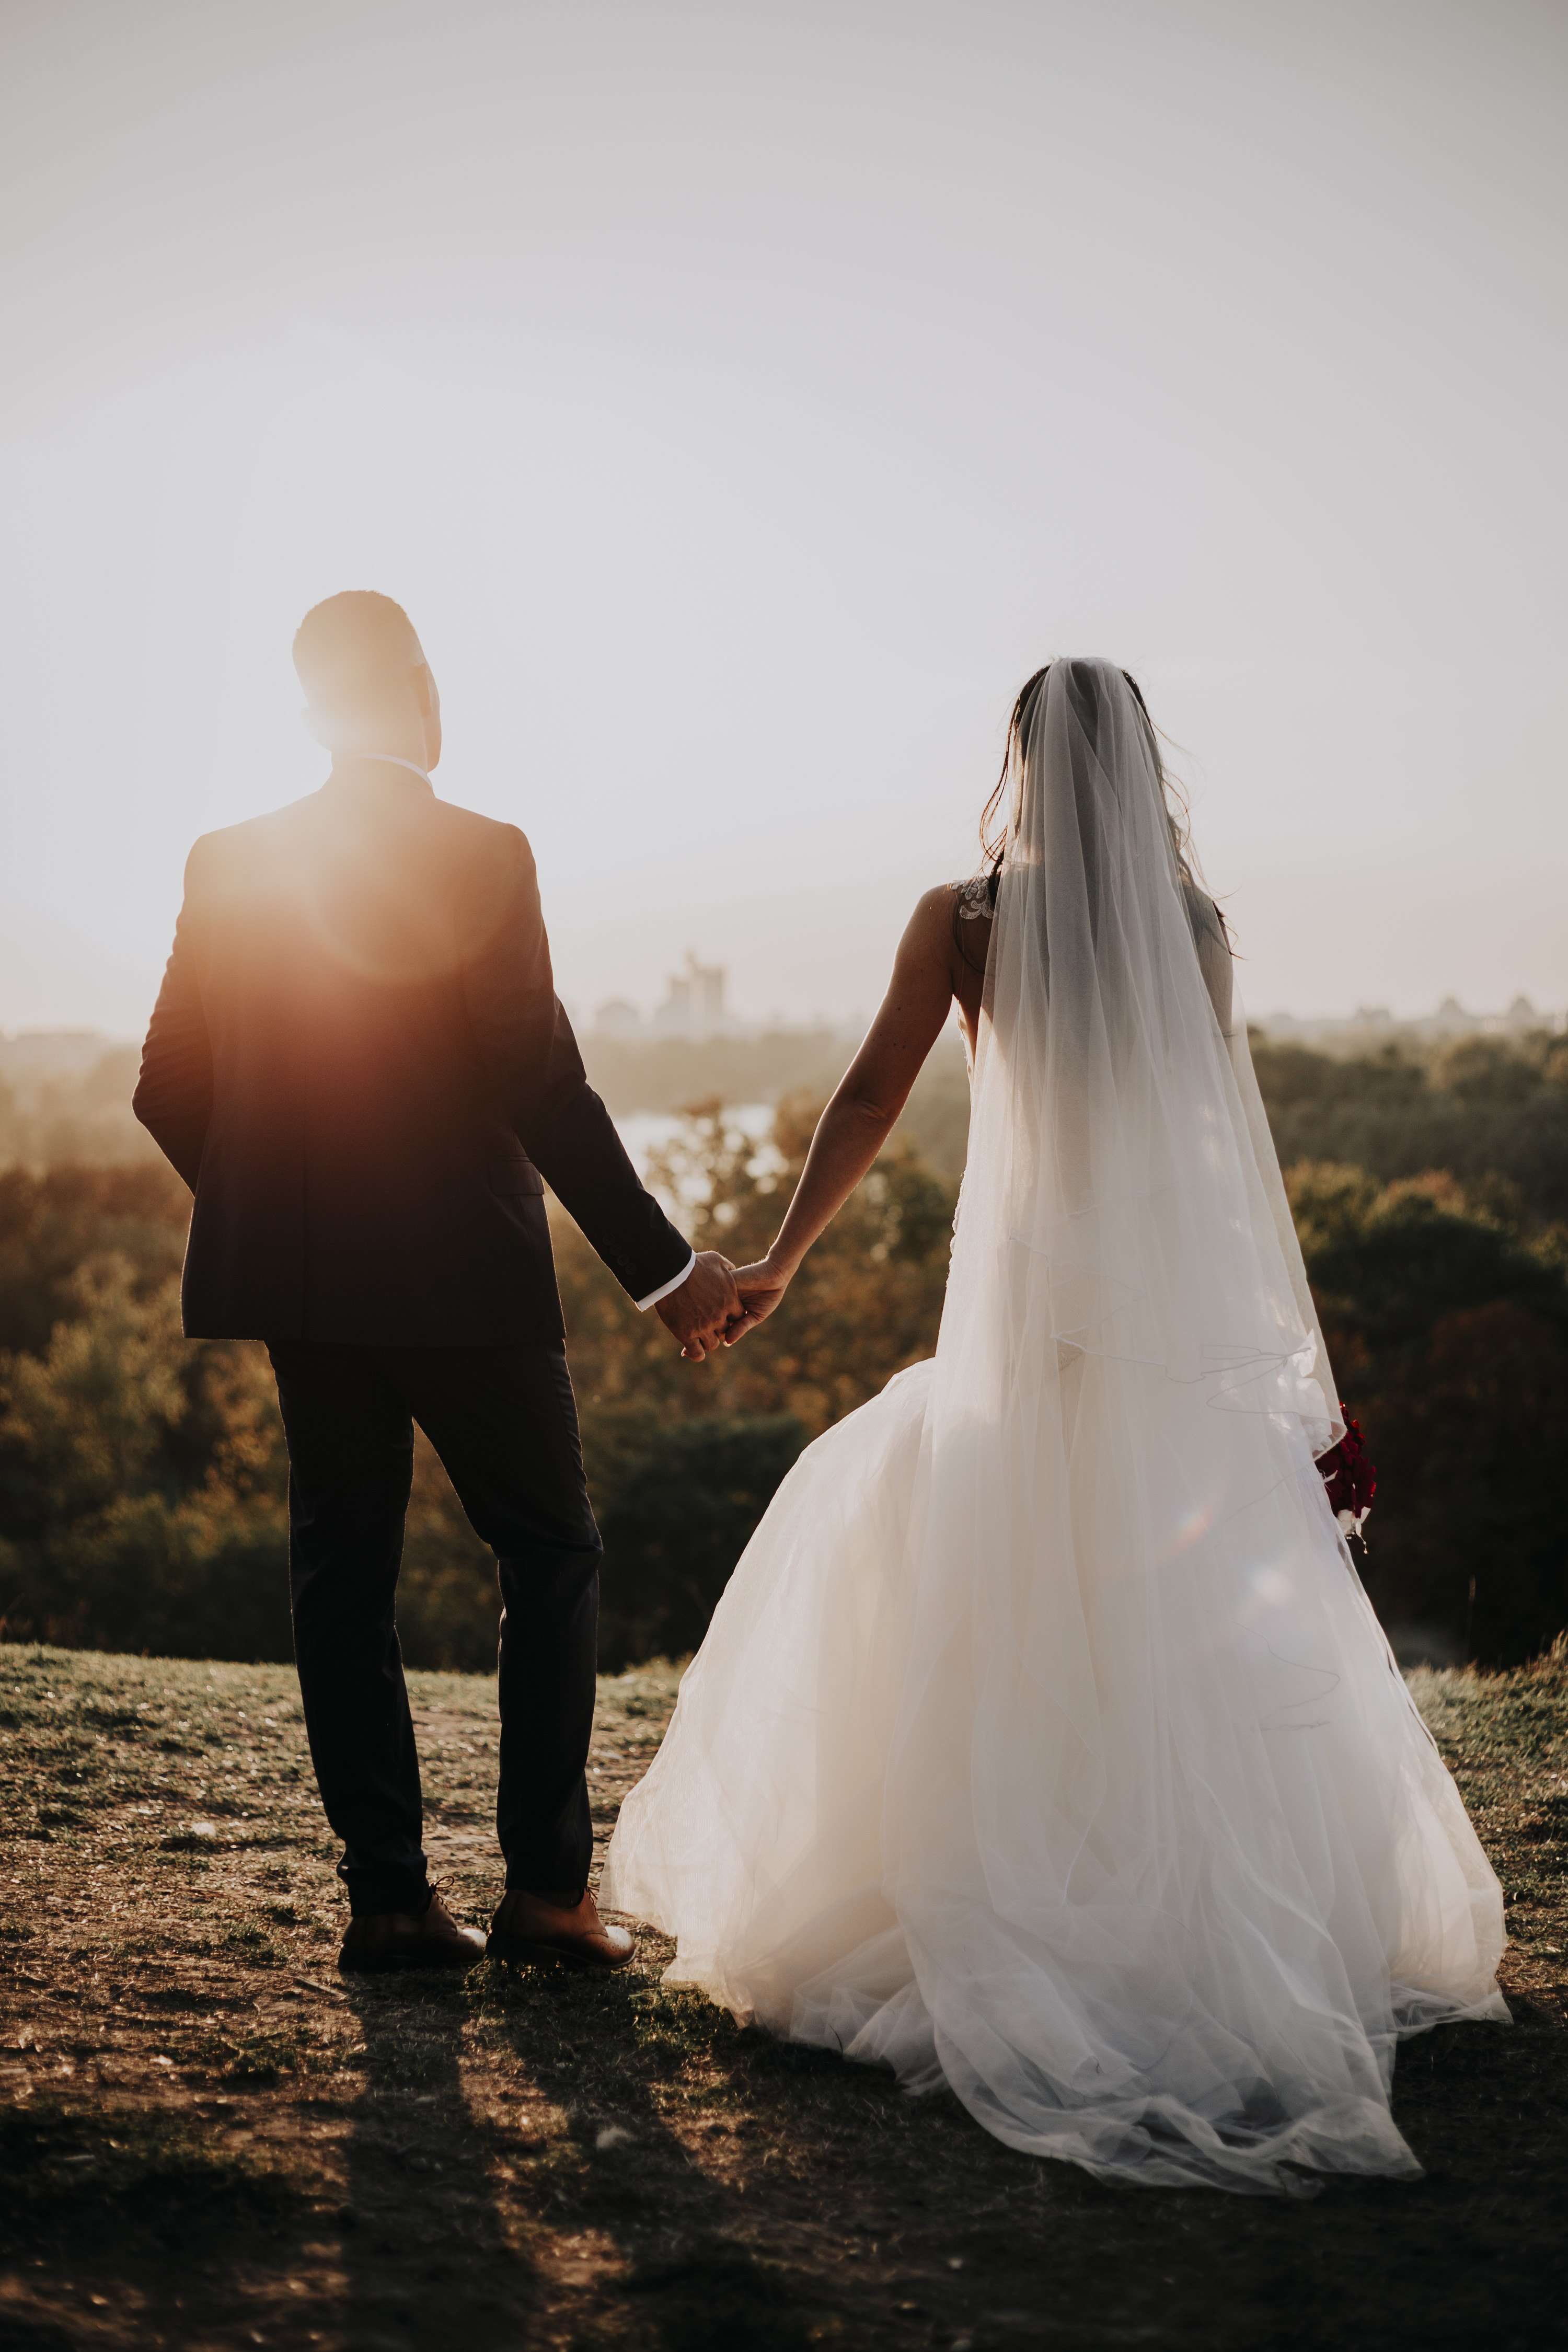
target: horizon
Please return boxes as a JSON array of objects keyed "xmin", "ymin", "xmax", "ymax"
[{"xmin": 3, "ymin": 976, "xmax": 1563, "ymax": 1060}]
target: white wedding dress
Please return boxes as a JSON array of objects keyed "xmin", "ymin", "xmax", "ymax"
[{"xmin": 603, "ymin": 660, "xmax": 1506, "ymax": 2195}]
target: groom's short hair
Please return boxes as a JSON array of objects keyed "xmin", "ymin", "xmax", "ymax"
[{"xmin": 293, "ymin": 591, "xmax": 420, "ymax": 715}]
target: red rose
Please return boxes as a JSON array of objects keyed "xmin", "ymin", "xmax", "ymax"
[{"xmin": 1318, "ymin": 1407, "xmax": 1376, "ymax": 1541}]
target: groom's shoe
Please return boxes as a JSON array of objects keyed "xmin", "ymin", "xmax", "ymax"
[
  {"xmin": 487, "ymin": 1885, "xmax": 636, "ymax": 1972},
  {"xmin": 338, "ymin": 1887, "xmax": 487, "ymax": 1975}
]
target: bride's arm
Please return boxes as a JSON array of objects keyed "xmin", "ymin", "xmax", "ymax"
[{"xmin": 724, "ymin": 887, "xmax": 966, "ymax": 1344}]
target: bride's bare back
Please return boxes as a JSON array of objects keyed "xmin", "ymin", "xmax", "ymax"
[{"xmin": 724, "ymin": 874, "xmax": 1232, "ymax": 1341}]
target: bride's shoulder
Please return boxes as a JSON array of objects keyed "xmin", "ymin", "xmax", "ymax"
[
  {"xmin": 902, "ymin": 878, "xmax": 991, "ymax": 950},
  {"xmin": 889, "ymin": 881, "xmax": 994, "ymax": 1005},
  {"xmin": 908, "ymin": 875, "xmax": 993, "ymax": 920}
]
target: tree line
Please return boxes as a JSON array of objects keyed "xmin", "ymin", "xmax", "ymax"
[{"xmin": 0, "ymin": 1031, "xmax": 1564, "ymax": 1670}]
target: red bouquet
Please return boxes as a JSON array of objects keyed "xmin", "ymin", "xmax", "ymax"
[{"xmin": 1318, "ymin": 1406, "xmax": 1376, "ymax": 1541}]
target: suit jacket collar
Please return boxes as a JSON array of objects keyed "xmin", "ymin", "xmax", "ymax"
[{"xmin": 328, "ymin": 754, "xmax": 434, "ymax": 793}]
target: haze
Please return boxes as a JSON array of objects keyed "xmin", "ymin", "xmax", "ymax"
[{"xmin": 2, "ymin": 0, "xmax": 1564, "ymax": 1034}]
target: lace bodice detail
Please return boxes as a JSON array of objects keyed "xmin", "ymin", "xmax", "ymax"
[{"xmin": 955, "ymin": 873, "xmax": 994, "ymax": 920}]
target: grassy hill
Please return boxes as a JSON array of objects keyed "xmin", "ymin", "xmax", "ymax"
[{"xmin": 2, "ymin": 1638, "xmax": 1565, "ymax": 2349}]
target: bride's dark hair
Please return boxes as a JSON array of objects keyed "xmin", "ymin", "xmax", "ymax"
[{"xmin": 957, "ymin": 662, "xmax": 1215, "ymax": 969}]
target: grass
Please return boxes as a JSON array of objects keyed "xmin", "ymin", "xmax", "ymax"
[{"xmin": 0, "ymin": 1639, "xmax": 1565, "ymax": 2349}]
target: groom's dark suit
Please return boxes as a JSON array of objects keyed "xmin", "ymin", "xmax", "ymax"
[{"xmin": 134, "ymin": 759, "xmax": 691, "ymax": 1912}]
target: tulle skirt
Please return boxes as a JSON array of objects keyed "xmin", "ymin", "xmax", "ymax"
[{"xmin": 602, "ymin": 1357, "xmax": 1507, "ymax": 2196}]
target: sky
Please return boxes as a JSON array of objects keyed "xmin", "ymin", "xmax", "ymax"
[{"xmin": 2, "ymin": 0, "xmax": 1564, "ymax": 1036}]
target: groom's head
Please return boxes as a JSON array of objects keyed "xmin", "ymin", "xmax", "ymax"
[{"xmin": 293, "ymin": 591, "xmax": 441, "ymax": 770}]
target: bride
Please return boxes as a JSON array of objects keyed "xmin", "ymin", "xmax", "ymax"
[{"xmin": 602, "ymin": 658, "xmax": 1506, "ymax": 2195}]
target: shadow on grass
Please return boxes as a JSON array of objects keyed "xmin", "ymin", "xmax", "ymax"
[
  {"xmin": 0, "ymin": 2097, "xmax": 311, "ymax": 2347},
  {"xmin": 337, "ymin": 1957, "xmax": 826, "ymax": 2350},
  {"xmin": 0, "ymin": 2100, "xmax": 304, "ymax": 2254},
  {"xmin": 335, "ymin": 1971, "xmax": 541, "ymax": 2349},
  {"xmin": 472, "ymin": 1957, "xmax": 888, "ymax": 2350}
]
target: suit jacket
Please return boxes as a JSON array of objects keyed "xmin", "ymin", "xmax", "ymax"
[{"xmin": 132, "ymin": 763, "xmax": 690, "ymax": 1344}]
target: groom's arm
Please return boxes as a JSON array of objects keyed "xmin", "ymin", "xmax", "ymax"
[
  {"xmin": 458, "ymin": 827, "xmax": 695, "ymax": 1306},
  {"xmin": 132, "ymin": 845, "xmax": 215, "ymax": 1192}
]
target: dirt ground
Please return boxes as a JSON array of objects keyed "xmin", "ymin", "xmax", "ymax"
[{"xmin": 2, "ymin": 1639, "xmax": 1566, "ymax": 2352}]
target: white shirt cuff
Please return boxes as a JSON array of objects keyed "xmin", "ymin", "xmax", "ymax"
[{"xmin": 635, "ymin": 1249, "xmax": 697, "ymax": 1312}]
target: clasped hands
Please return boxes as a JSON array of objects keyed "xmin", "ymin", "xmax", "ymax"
[{"xmin": 653, "ymin": 1250, "xmax": 793, "ymax": 1362}]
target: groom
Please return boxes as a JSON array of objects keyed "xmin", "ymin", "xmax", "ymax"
[{"xmin": 133, "ymin": 590, "xmax": 739, "ymax": 1974}]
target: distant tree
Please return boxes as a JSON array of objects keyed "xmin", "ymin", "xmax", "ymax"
[
  {"xmin": 0, "ymin": 1048, "xmax": 158, "ymax": 1171},
  {"xmin": 593, "ymin": 1414, "xmax": 809, "ymax": 1667},
  {"xmin": 8, "ymin": 1096, "xmax": 1562, "ymax": 1677},
  {"xmin": 576, "ymin": 1026, "xmax": 973, "ymax": 1178},
  {"xmin": 0, "ymin": 1163, "xmax": 189, "ymax": 1357},
  {"xmin": 1254, "ymin": 1033, "xmax": 1568, "ymax": 1225},
  {"xmin": 0, "ymin": 1253, "xmax": 293, "ymax": 1661},
  {"xmin": 557, "ymin": 1093, "xmax": 958, "ymax": 1440},
  {"xmin": 1287, "ymin": 1162, "xmax": 1568, "ymax": 1665}
]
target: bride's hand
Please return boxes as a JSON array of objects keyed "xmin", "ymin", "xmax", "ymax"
[{"xmin": 723, "ymin": 1256, "xmax": 793, "ymax": 1346}]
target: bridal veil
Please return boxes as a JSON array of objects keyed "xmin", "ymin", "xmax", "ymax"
[{"xmin": 604, "ymin": 660, "xmax": 1505, "ymax": 2195}]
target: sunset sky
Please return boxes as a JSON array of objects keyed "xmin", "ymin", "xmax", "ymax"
[{"xmin": 3, "ymin": 0, "xmax": 1564, "ymax": 1034}]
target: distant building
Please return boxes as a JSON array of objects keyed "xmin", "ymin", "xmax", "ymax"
[
  {"xmin": 653, "ymin": 954, "xmax": 730, "ymax": 1041},
  {"xmin": 593, "ymin": 998, "xmax": 643, "ymax": 1039}
]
